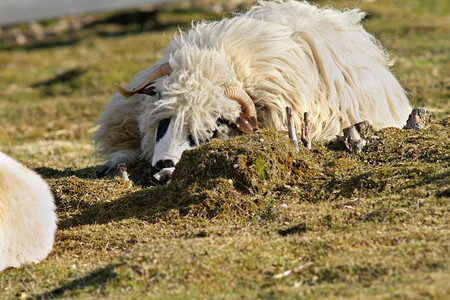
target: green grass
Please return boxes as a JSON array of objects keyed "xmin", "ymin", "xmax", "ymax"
[{"xmin": 0, "ymin": 0, "xmax": 449, "ymax": 299}]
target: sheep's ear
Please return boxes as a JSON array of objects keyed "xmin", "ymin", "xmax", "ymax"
[
  {"xmin": 115, "ymin": 62, "xmax": 172, "ymax": 97},
  {"xmin": 222, "ymin": 86, "xmax": 258, "ymax": 134}
]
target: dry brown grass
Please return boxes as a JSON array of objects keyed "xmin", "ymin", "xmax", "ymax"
[{"xmin": 0, "ymin": 0, "xmax": 448, "ymax": 299}]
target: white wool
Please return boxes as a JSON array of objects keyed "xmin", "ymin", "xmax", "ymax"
[
  {"xmin": 94, "ymin": 0, "xmax": 411, "ymax": 167},
  {"xmin": 0, "ymin": 152, "xmax": 57, "ymax": 271}
]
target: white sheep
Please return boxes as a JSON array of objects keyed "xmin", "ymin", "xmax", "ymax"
[
  {"xmin": 0, "ymin": 152, "xmax": 57, "ymax": 271},
  {"xmin": 94, "ymin": 0, "xmax": 411, "ymax": 182}
]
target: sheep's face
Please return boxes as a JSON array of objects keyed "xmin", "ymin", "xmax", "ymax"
[
  {"xmin": 115, "ymin": 61, "xmax": 258, "ymax": 183},
  {"xmin": 150, "ymin": 110, "xmax": 240, "ymax": 183},
  {"xmin": 146, "ymin": 73, "xmax": 257, "ymax": 183}
]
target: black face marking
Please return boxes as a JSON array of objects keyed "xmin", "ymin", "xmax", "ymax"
[
  {"xmin": 156, "ymin": 118, "xmax": 171, "ymax": 142},
  {"xmin": 217, "ymin": 117, "xmax": 241, "ymax": 134},
  {"xmin": 187, "ymin": 130, "xmax": 216, "ymax": 147},
  {"xmin": 187, "ymin": 133, "xmax": 196, "ymax": 147},
  {"xmin": 185, "ymin": 118, "xmax": 231, "ymax": 148},
  {"xmin": 155, "ymin": 159, "xmax": 175, "ymax": 170},
  {"xmin": 140, "ymin": 85, "xmax": 157, "ymax": 96},
  {"xmin": 217, "ymin": 118, "xmax": 230, "ymax": 126}
]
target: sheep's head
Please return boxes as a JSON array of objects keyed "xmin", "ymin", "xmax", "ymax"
[{"xmin": 115, "ymin": 62, "xmax": 258, "ymax": 183}]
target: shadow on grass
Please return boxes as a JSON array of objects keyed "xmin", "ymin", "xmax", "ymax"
[
  {"xmin": 278, "ymin": 222, "xmax": 308, "ymax": 236},
  {"xmin": 404, "ymin": 169, "xmax": 450, "ymax": 197},
  {"xmin": 0, "ymin": 7, "xmax": 212, "ymax": 51},
  {"xmin": 34, "ymin": 164, "xmax": 182, "ymax": 229},
  {"xmin": 31, "ymin": 154, "xmax": 198, "ymax": 229},
  {"xmin": 0, "ymin": 39, "xmax": 81, "ymax": 51},
  {"xmin": 58, "ymin": 187, "xmax": 175, "ymax": 229},
  {"xmin": 35, "ymin": 263, "xmax": 123, "ymax": 299},
  {"xmin": 36, "ymin": 160, "xmax": 155, "ymax": 183},
  {"xmin": 31, "ymin": 68, "xmax": 86, "ymax": 96},
  {"xmin": 35, "ymin": 166, "xmax": 99, "ymax": 179}
]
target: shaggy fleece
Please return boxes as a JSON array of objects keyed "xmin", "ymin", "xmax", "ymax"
[
  {"xmin": 0, "ymin": 152, "xmax": 57, "ymax": 271},
  {"xmin": 94, "ymin": 0, "xmax": 411, "ymax": 169}
]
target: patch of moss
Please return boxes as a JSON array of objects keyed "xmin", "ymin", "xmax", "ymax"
[{"xmin": 253, "ymin": 156, "xmax": 268, "ymax": 181}]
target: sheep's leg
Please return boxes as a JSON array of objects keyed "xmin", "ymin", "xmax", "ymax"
[
  {"xmin": 286, "ymin": 107, "xmax": 300, "ymax": 152},
  {"xmin": 95, "ymin": 150, "xmax": 139, "ymax": 178},
  {"xmin": 117, "ymin": 163, "xmax": 130, "ymax": 181},
  {"xmin": 301, "ymin": 112, "xmax": 311, "ymax": 150},
  {"xmin": 339, "ymin": 122, "xmax": 369, "ymax": 153},
  {"xmin": 404, "ymin": 108, "xmax": 429, "ymax": 130}
]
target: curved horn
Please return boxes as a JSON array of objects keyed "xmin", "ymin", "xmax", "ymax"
[
  {"xmin": 223, "ymin": 86, "xmax": 258, "ymax": 134},
  {"xmin": 115, "ymin": 62, "xmax": 172, "ymax": 97}
]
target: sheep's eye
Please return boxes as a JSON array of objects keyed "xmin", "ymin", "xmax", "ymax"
[
  {"xmin": 186, "ymin": 118, "xmax": 228, "ymax": 147},
  {"xmin": 145, "ymin": 85, "xmax": 157, "ymax": 96},
  {"xmin": 217, "ymin": 118, "xmax": 230, "ymax": 126},
  {"xmin": 187, "ymin": 129, "xmax": 217, "ymax": 147},
  {"xmin": 156, "ymin": 118, "xmax": 171, "ymax": 142}
]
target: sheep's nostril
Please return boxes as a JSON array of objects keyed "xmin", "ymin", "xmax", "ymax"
[{"xmin": 155, "ymin": 159, "xmax": 175, "ymax": 171}]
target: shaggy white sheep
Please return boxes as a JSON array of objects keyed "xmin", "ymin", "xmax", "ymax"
[
  {"xmin": 94, "ymin": 0, "xmax": 411, "ymax": 181},
  {"xmin": 0, "ymin": 152, "xmax": 57, "ymax": 271}
]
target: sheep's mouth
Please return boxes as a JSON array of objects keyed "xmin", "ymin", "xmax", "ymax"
[{"xmin": 151, "ymin": 167, "xmax": 175, "ymax": 184}]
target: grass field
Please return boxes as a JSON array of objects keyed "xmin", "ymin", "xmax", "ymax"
[{"xmin": 0, "ymin": 0, "xmax": 449, "ymax": 298}]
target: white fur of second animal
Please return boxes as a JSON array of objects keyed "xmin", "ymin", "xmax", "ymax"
[{"xmin": 0, "ymin": 152, "xmax": 57, "ymax": 272}]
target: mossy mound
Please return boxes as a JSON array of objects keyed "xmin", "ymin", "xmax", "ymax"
[
  {"xmin": 362, "ymin": 116, "xmax": 449, "ymax": 165},
  {"xmin": 44, "ymin": 117, "xmax": 449, "ymax": 224},
  {"xmin": 162, "ymin": 116, "xmax": 449, "ymax": 219},
  {"xmin": 165, "ymin": 128, "xmax": 316, "ymax": 218},
  {"xmin": 171, "ymin": 128, "xmax": 312, "ymax": 191},
  {"xmin": 49, "ymin": 176, "xmax": 138, "ymax": 228}
]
